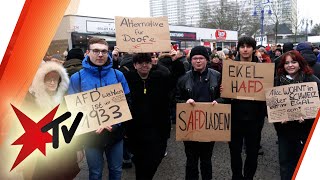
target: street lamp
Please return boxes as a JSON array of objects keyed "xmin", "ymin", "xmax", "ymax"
[{"xmin": 253, "ymin": 0, "xmax": 272, "ymax": 46}]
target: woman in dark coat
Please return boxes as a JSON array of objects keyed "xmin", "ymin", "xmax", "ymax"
[{"xmin": 274, "ymin": 50, "xmax": 320, "ymax": 180}]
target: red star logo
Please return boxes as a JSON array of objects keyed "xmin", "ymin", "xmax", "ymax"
[{"xmin": 10, "ymin": 104, "xmax": 59, "ymax": 171}]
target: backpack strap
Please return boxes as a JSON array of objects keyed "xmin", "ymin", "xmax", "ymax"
[
  {"xmin": 78, "ymin": 71, "xmax": 82, "ymax": 92},
  {"xmin": 114, "ymin": 69, "xmax": 119, "ymax": 83}
]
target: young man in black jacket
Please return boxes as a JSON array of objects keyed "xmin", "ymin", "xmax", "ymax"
[
  {"xmin": 176, "ymin": 46, "xmax": 223, "ymax": 180},
  {"xmin": 228, "ymin": 36, "xmax": 267, "ymax": 180},
  {"xmin": 124, "ymin": 53, "xmax": 173, "ymax": 180}
]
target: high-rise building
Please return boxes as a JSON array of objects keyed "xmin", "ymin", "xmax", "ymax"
[{"xmin": 150, "ymin": 0, "xmax": 297, "ymax": 33}]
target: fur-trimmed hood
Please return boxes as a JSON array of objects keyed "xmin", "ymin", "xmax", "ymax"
[{"xmin": 29, "ymin": 61, "xmax": 69, "ymax": 111}]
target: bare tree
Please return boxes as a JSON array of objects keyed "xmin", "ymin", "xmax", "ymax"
[
  {"xmin": 311, "ymin": 23, "xmax": 320, "ymax": 35},
  {"xmin": 286, "ymin": 11, "xmax": 304, "ymax": 43},
  {"xmin": 199, "ymin": 0, "xmax": 260, "ymax": 37}
]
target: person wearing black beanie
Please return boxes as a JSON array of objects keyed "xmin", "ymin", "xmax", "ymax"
[
  {"xmin": 66, "ymin": 48, "xmax": 84, "ymax": 61},
  {"xmin": 190, "ymin": 46, "xmax": 210, "ymax": 61},
  {"xmin": 63, "ymin": 48, "xmax": 84, "ymax": 77},
  {"xmin": 176, "ymin": 45, "xmax": 224, "ymax": 180}
]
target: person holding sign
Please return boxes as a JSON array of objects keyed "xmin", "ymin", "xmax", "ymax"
[
  {"xmin": 68, "ymin": 37, "xmax": 130, "ymax": 180},
  {"xmin": 274, "ymin": 50, "xmax": 320, "ymax": 180},
  {"xmin": 176, "ymin": 46, "xmax": 223, "ymax": 180},
  {"xmin": 227, "ymin": 36, "xmax": 267, "ymax": 180},
  {"xmin": 124, "ymin": 53, "xmax": 173, "ymax": 180}
]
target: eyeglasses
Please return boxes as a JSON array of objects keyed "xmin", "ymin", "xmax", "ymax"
[
  {"xmin": 45, "ymin": 78, "xmax": 59, "ymax": 83},
  {"xmin": 191, "ymin": 57, "xmax": 206, "ymax": 61},
  {"xmin": 90, "ymin": 49, "xmax": 109, "ymax": 55},
  {"xmin": 136, "ymin": 62, "xmax": 152, "ymax": 66}
]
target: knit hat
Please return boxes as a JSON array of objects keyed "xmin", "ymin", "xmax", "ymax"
[
  {"xmin": 222, "ymin": 48, "xmax": 229, "ymax": 56},
  {"xmin": 66, "ymin": 48, "xmax": 85, "ymax": 61},
  {"xmin": 190, "ymin": 46, "xmax": 210, "ymax": 61}
]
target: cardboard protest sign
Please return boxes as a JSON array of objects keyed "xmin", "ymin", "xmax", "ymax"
[
  {"xmin": 265, "ymin": 82, "xmax": 320, "ymax": 123},
  {"xmin": 64, "ymin": 83, "xmax": 132, "ymax": 135},
  {"xmin": 176, "ymin": 103, "xmax": 231, "ymax": 142},
  {"xmin": 221, "ymin": 60, "xmax": 274, "ymax": 101},
  {"xmin": 115, "ymin": 16, "xmax": 171, "ymax": 53}
]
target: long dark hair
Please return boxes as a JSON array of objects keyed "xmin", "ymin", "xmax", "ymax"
[{"xmin": 277, "ymin": 50, "xmax": 313, "ymax": 76}]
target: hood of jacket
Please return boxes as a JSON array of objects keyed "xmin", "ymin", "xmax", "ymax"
[
  {"xmin": 301, "ymin": 50, "xmax": 317, "ymax": 66},
  {"xmin": 29, "ymin": 61, "xmax": 69, "ymax": 111},
  {"xmin": 297, "ymin": 43, "xmax": 317, "ymax": 66}
]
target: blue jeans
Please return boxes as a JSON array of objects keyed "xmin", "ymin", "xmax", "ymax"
[{"xmin": 85, "ymin": 140, "xmax": 123, "ymax": 180}]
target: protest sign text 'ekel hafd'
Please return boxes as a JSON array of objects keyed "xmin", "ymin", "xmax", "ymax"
[
  {"xmin": 115, "ymin": 16, "xmax": 171, "ymax": 53},
  {"xmin": 265, "ymin": 82, "xmax": 320, "ymax": 123},
  {"xmin": 176, "ymin": 103, "xmax": 231, "ymax": 142},
  {"xmin": 221, "ymin": 60, "xmax": 274, "ymax": 101},
  {"xmin": 64, "ymin": 83, "xmax": 132, "ymax": 135}
]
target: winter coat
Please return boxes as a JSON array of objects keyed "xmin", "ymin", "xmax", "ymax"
[
  {"xmin": 299, "ymin": 48, "xmax": 320, "ymax": 80},
  {"xmin": 27, "ymin": 61, "xmax": 69, "ymax": 111},
  {"xmin": 22, "ymin": 62, "xmax": 79, "ymax": 180},
  {"xmin": 274, "ymin": 73, "xmax": 320, "ymax": 139},
  {"xmin": 63, "ymin": 58, "xmax": 83, "ymax": 77},
  {"xmin": 124, "ymin": 69, "xmax": 172, "ymax": 146},
  {"xmin": 208, "ymin": 60, "xmax": 223, "ymax": 73},
  {"xmin": 152, "ymin": 63, "xmax": 170, "ymax": 77},
  {"xmin": 119, "ymin": 54, "xmax": 135, "ymax": 73},
  {"xmin": 176, "ymin": 68, "xmax": 223, "ymax": 103},
  {"xmin": 68, "ymin": 56, "xmax": 130, "ymax": 148},
  {"xmin": 296, "ymin": 43, "xmax": 320, "ymax": 79}
]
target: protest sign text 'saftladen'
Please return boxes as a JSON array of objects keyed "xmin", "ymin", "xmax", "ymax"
[{"xmin": 176, "ymin": 103, "xmax": 231, "ymax": 142}]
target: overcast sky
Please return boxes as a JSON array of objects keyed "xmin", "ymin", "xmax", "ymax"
[{"xmin": 76, "ymin": 0, "xmax": 319, "ymax": 25}]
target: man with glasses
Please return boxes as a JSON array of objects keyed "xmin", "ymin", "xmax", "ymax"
[
  {"xmin": 124, "ymin": 53, "xmax": 173, "ymax": 179},
  {"xmin": 68, "ymin": 37, "xmax": 130, "ymax": 180},
  {"xmin": 176, "ymin": 46, "xmax": 223, "ymax": 180}
]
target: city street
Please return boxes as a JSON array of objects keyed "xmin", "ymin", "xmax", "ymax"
[{"xmin": 75, "ymin": 118, "xmax": 281, "ymax": 180}]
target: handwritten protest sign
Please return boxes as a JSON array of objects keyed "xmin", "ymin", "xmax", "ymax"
[
  {"xmin": 265, "ymin": 82, "xmax": 320, "ymax": 123},
  {"xmin": 176, "ymin": 103, "xmax": 231, "ymax": 142},
  {"xmin": 64, "ymin": 83, "xmax": 132, "ymax": 135},
  {"xmin": 115, "ymin": 16, "xmax": 171, "ymax": 53},
  {"xmin": 221, "ymin": 61, "xmax": 274, "ymax": 101}
]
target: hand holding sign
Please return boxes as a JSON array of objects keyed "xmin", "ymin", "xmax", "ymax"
[
  {"xmin": 96, "ymin": 124, "xmax": 112, "ymax": 134},
  {"xmin": 265, "ymin": 82, "xmax": 320, "ymax": 123},
  {"xmin": 64, "ymin": 83, "xmax": 132, "ymax": 135}
]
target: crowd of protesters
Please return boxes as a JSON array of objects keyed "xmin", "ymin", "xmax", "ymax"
[{"xmin": 23, "ymin": 36, "xmax": 320, "ymax": 180}]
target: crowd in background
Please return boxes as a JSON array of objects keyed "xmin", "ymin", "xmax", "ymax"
[{"xmin": 24, "ymin": 37, "xmax": 320, "ymax": 180}]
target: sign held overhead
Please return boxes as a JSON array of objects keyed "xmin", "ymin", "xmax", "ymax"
[{"xmin": 115, "ymin": 16, "xmax": 171, "ymax": 53}]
